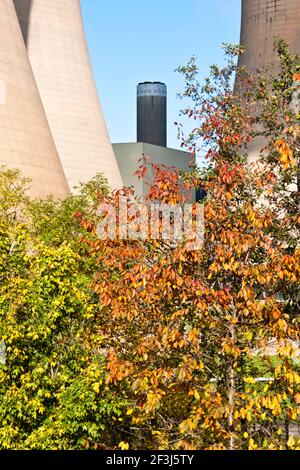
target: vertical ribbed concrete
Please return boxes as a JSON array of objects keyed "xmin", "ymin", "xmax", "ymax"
[
  {"xmin": 0, "ymin": 0, "xmax": 69, "ymax": 198},
  {"xmin": 238, "ymin": 0, "xmax": 300, "ymax": 71},
  {"xmin": 14, "ymin": 0, "xmax": 123, "ymax": 191},
  {"xmin": 238, "ymin": 0, "xmax": 300, "ymax": 162}
]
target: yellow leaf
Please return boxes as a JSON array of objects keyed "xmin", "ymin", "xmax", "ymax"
[
  {"xmin": 245, "ymin": 331, "xmax": 253, "ymax": 341},
  {"xmin": 244, "ymin": 377, "xmax": 255, "ymax": 384},
  {"xmin": 119, "ymin": 441, "xmax": 129, "ymax": 450},
  {"xmin": 92, "ymin": 382, "xmax": 100, "ymax": 393},
  {"xmin": 287, "ymin": 436, "xmax": 295, "ymax": 449},
  {"xmin": 249, "ymin": 438, "xmax": 258, "ymax": 450}
]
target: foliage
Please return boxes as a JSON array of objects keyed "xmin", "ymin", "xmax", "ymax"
[
  {"xmin": 0, "ymin": 41, "xmax": 299, "ymax": 451},
  {"xmin": 0, "ymin": 169, "xmax": 127, "ymax": 449},
  {"xmin": 28, "ymin": 173, "xmax": 109, "ymax": 247}
]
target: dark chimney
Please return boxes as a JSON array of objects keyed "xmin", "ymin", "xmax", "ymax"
[{"xmin": 137, "ymin": 82, "xmax": 167, "ymax": 147}]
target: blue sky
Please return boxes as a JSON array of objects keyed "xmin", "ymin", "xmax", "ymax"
[{"xmin": 81, "ymin": 0, "xmax": 241, "ymax": 150}]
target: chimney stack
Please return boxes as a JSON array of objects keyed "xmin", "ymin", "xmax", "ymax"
[{"xmin": 137, "ymin": 82, "xmax": 167, "ymax": 147}]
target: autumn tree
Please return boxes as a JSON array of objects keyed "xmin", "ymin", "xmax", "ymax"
[{"xmin": 80, "ymin": 42, "xmax": 300, "ymax": 450}]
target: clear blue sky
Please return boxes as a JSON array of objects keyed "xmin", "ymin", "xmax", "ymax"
[{"xmin": 81, "ymin": 0, "xmax": 241, "ymax": 150}]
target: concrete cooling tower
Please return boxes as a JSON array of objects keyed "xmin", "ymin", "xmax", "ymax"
[
  {"xmin": 238, "ymin": 0, "xmax": 300, "ymax": 71},
  {"xmin": 14, "ymin": 0, "xmax": 123, "ymax": 191},
  {"xmin": 0, "ymin": 0, "xmax": 69, "ymax": 198},
  {"xmin": 238, "ymin": 0, "xmax": 300, "ymax": 162}
]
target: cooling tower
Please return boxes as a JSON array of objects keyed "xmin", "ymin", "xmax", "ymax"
[
  {"xmin": 238, "ymin": 0, "xmax": 300, "ymax": 162},
  {"xmin": 14, "ymin": 0, "xmax": 123, "ymax": 191},
  {"xmin": 137, "ymin": 82, "xmax": 167, "ymax": 147},
  {"xmin": 0, "ymin": 0, "xmax": 69, "ymax": 198},
  {"xmin": 238, "ymin": 0, "xmax": 300, "ymax": 71}
]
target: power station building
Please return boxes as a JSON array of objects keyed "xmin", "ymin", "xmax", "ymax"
[
  {"xmin": 113, "ymin": 82, "xmax": 194, "ymax": 198},
  {"xmin": 1, "ymin": 1, "xmax": 299, "ymax": 198}
]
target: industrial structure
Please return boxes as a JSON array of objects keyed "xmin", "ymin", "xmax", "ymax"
[
  {"xmin": 114, "ymin": 82, "xmax": 195, "ymax": 198},
  {"xmin": 113, "ymin": 142, "xmax": 193, "ymax": 198},
  {"xmin": 137, "ymin": 82, "xmax": 167, "ymax": 148},
  {"xmin": 1, "ymin": 0, "xmax": 299, "ymax": 197},
  {"xmin": 0, "ymin": 0, "xmax": 69, "ymax": 198},
  {"xmin": 238, "ymin": 0, "xmax": 300, "ymax": 162},
  {"xmin": 13, "ymin": 0, "xmax": 122, "ymax": 192},
  {"xmin": 238, "ymin": 0, "xmax": 300, "ymax": 71}
]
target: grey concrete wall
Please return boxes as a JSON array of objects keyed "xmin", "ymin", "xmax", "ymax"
[
  {"xmin": 113, "ymin": 143, "xmax": 144, "ymax": 194},
  {"xmin": 113, "ymin": 142, "xmax": 194, "ymax": 198}
]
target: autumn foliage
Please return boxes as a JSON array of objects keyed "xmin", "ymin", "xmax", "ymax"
[
  {"xmin": 0, "ymin": 41, "xmax": 299, "ymax": 450},
  {"xmin": 79, "ymin": 42, "xmax": 300, "ymax": 450}
]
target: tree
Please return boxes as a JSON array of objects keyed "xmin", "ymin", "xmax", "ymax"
[
  {"xmin": 0, "ymin": 41, "xmax": 299, "ymax": 451},
  {"xmin": 79, "ymin": 42, "xmax": 300, "ymax": 450},
  {"xmin": 0, "ymin": 168, "xmax": 127, "ymax": 449}
]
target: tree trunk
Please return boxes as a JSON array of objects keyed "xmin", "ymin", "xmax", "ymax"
[{"xmin": 227, "ymin": 324, "xmax": 236, "ymax": 450}]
